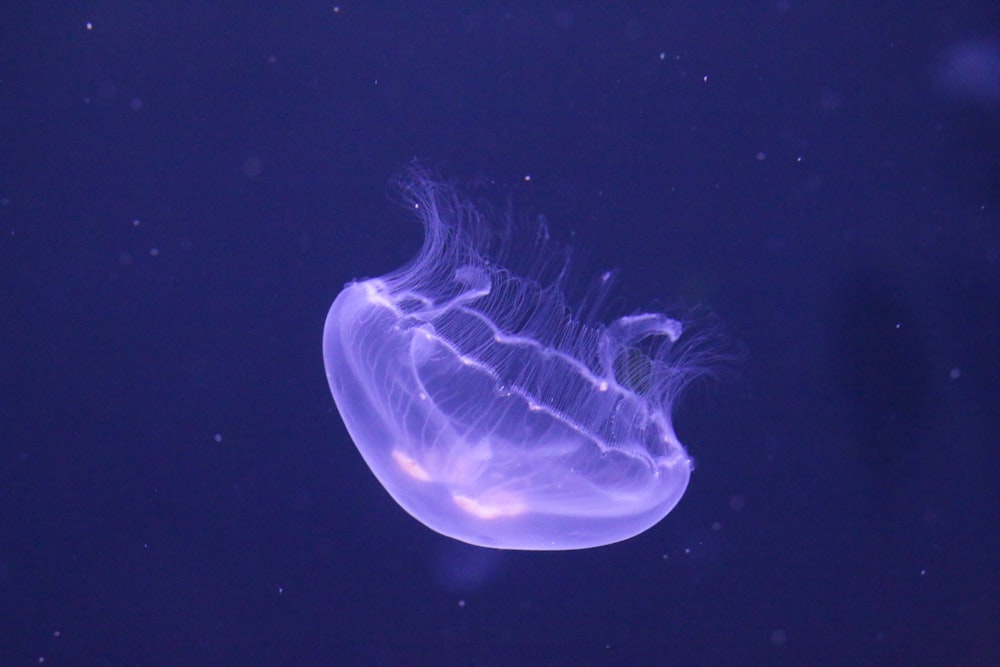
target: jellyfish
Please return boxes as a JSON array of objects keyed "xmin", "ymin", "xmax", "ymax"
[{"xmin": 323, "ymin": 169, "xmax": 710, "ymax": 550}]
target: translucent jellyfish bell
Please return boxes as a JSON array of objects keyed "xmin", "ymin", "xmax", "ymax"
[{"xmin": 324, "ymin": 171, "xmax": 705, "ymax": 550}]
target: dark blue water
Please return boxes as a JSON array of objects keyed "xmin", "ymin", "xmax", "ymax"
[{"xmin": 2, "ymin": 3, "xmax": 997, "ymax": 665}]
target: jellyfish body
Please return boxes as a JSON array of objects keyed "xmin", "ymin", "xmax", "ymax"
[{"xmin": 324, "ymin": 172, "xmax": 699, "ymax": 550}]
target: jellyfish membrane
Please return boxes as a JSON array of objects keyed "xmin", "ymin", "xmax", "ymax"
[{"xmin": 324, "ymin": 169, "xmax": 707, "ymax": 550}]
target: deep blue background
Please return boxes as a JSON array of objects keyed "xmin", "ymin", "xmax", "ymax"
[{"xmin": 2, "ymin": 2, "xmax": 998, "ymax": 665}]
